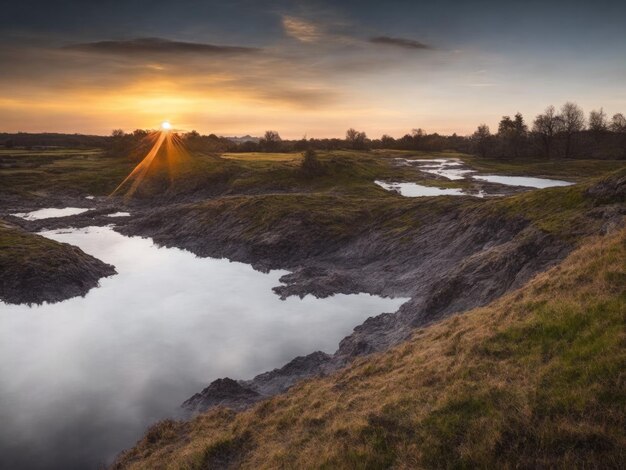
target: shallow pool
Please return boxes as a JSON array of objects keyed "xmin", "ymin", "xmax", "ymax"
[
  {"xmin": 472, "ymin": 174, "xmax": 573, "ymax": 188},
  {"xmin": 12, "ymin": 207, "xmax": 90, "ymax": 220},
  {"xmin": 0, "ymin": 226, "xmax": 407, "ymax": 469},
  {"xmin": 375, "ymin": 180, "xmax": 482, "ymax": 197}
]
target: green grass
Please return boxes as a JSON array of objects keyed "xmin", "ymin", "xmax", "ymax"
[
  {"xmin": 0, "ymin": 148, "xmax": 133, "ymax": 197},
  {"xmin": 461, "ymin": 155, "xmax": 626, "ymax": 181},
  {"xmin": 3, "ymin": 147, "xmax": 623, "ymax": 204},
  {"xmin": 0, "ymin": 220, "xmax": 74, "ymax": 264}
]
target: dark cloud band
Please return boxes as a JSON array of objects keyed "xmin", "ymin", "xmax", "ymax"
[
  {"xmin": 65, "ymin": 37, "xmax": 260, "ymax": 56},
  {"xmin": 369, "ymin": 36, "xmax": 432, "ymax": 50}
]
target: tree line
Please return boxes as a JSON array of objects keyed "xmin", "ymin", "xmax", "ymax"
[
  {"xmin": 188, "ymin": 102, "xmax": 625, "ymax": 159},
  {"xmin": 3, "ymin": 101, "xmax": 625, "ymax": 159},
  {"xmin": 470, "ymin": 103, "xmax": 626, "ymax": 159}
]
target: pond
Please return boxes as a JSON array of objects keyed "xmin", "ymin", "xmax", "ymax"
[{"xmin": 0, "ymin": 225, "xmax": 407, "ymax": 469}]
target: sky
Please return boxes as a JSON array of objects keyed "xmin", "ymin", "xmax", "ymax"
[{"xmin": 1, "ymin": 0, "xmax": 625, "ymax": 138}]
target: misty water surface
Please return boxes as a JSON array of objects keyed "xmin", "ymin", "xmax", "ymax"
[{"xmin": 0, "ymin": 225, "xmax": 406, "ymax": 469}]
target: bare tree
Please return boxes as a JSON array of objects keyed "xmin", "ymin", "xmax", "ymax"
[
  {"xmin": 345, "ymin": 128, "xmax": 368, "ymax": 150},
  {"xmin": 589, "ymin": 108, "xmax": 608, "ymax": 133},
  {"xmin": 560, "ymin": 102, "xmax": 585, "ymax": 158},
  {"xmin": 260, "ymin": 130, "xmax": 282, "ymax": 152},
  {"xmin": 610, "ymin": 113, "xmax": 626, "ymax": 133},
  {"xmin": 532, "ymin": 105, "xmax": 562, "ymax": 158},
  {"xmin": 472, "ymin": 124, "xmax": 491, "ymax": 158}
]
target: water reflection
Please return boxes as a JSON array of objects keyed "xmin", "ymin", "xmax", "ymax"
[
  {"xmin": 12, "ymin": 207, "xmax": 90, "ymax": 220},
  {"xmin": 377, "ymin": 158, "xmax": 572, "ymax": 197},
  {"xmin": 0, "ymin": 226, "xmax": 406, "ymax": 469},
  {"xmin": 472, "ymin": 174, "xmax": 573, "ymax": 188},
  {"xmin": 375, "ymin": 180, "xmax": 482, "ymax": 198}
]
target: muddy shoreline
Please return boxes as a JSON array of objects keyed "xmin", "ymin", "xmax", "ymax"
[{"xmin": 2, "ymin": 169, "xmax": 624, "ymax": 413}]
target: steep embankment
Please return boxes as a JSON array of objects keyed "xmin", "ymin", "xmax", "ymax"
[
  {"xmin": 0, "ymin": 220, "xmax": 115, "ymax": 304},
  {"xmin": 119, "ymin": 170, "xmax": 624, "ymax": 410},
  {"xmin": 114, "ymin": 222, "xmax": 626, "ymax": 469}
]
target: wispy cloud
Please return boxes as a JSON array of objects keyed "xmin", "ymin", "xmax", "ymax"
[
  {"xmin": 65, "ymin": 37, "xmax": 260, "ymax": 56},
  {"xmin": 281, "ymin": 16, "xmax": 322, "ymax": 43},
  {"xmin": 369, "ymin": 36, "xmax": 432, "ymax": 50}
]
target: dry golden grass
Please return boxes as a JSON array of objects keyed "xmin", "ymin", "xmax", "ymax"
[{"xmin": 114, "ymin": 226, "xmax": 626, "ymax": 470}]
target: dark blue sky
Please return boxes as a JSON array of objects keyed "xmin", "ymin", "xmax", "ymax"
[{"xmin": 1, "ymin": 0, "xmax": 625, "ymax": 136}]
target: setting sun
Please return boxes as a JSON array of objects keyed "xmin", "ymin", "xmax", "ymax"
[{"xmin": 161, "ymin": 121, "xmax": 171, "ymax": 131}]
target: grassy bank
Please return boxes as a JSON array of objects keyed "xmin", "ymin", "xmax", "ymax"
[
  {"xmin": 0, "ymin": 220, "xmax": 115, "ymax": 304},
  {"xmin": 114, "ymin": 224, "xmax": 626, "ymax": 469}
]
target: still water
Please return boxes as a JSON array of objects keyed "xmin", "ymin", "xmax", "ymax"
[
  {"xmin": 375, "ymin": 180, "xmax": 480, "ymax": 197},
  {"xmin": 472, "ymin": 174, "xmax": 573, "ymax": 188},
  {"xmin": 0, "ymin": 225, "xmax": 406, "ymax": 469},
  {"xmin": 12, "ymin": 207, "xmax": 90, "ymax": 220},
  {"xmin": 377, "ymin": 158, "xmax": 572, "ymax": 197}
]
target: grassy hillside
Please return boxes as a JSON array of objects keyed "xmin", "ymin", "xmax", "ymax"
[{"xmin": 114, "ymin": 221, "xmax": 625, "ymax": 469}]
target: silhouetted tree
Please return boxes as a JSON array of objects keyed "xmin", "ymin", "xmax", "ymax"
[
  {"xmin": 560, "ymin": 102, "xmax": 585, "ymax": 158},
  {"xmin": 589, "ymin": 108, "xmax": 608, "ymax": 133},
  {"xmin": 260, "ymin": 130, "xmax": 282, "ymax": 152},
  {"xmin": 345, "ymin": 128, "xmax": 368, "ymax": 150},
  {"xmin": 381, "ymin": 134, "xmax": 395, "ymax": 148},
  {"xmin": 533, "ymin": 105, "xmax": 562, "ymax": 158},
  {"xmin": 132, "ymin": 129, "xmax": 149, "ymax": 139},
  {"xmin": 610, "ymin": 113, "xmax": 626, "ymax": 133},
  {"xmin": 472, "ymin": 124, "xmax": 492, "ymax": 158},
  {"xmin": 498, "ymin": 112, "xmax": 527, "ymax": 158}
]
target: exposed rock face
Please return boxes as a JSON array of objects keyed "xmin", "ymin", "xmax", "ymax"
[
  {"xmin": 183, "ymin": 378, "xmax": 260, "ymax": 412},
  {"xmin": 184, "ymin": 352, "xmax": 331, "ymax": 412},
  {"xmin": 128, "ymin": 206, "xmax": 566, "ymax": 412},
  {"xmin": 0, "ymin": 221, "xmax": 116, "ymax": 305}
]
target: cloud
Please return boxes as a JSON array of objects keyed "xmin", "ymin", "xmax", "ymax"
[
  {"xmin": 65, "ymin": 37, "xmax": 260, "ymax": 56},
  {"xmin": 282, "ymin": 16, "xmax": 322, "ymax": 43},
  {"xmin": 369, "ymin": 36, "xmax": 432, "ymax": 50}
]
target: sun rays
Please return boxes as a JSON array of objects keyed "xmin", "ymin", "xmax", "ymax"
[{"xmin": 110, "ymin": 126, "xmax": 191, "ymax": 198}]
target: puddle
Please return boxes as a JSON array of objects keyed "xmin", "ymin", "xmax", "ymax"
[
  {"xmin": 403, "ymin": 158, "xmax": 475, "ymax": 181},
  {"xmin": 472, "ymin": 174, "xmax": 573, "ymax": 188},
  {"xmin": 12, "ymin": 207, "xmax": 90, "ymax": 220},
  {"xmin": 377, "ymin": 158, "xmax": 573, "ymax": 197},
  {"xmin": 375, "ymin": 180, "xmax": 482, "ymax": 198}
]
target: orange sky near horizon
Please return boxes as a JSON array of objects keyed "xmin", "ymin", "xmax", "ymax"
[{"xmin": 1, "ymin": 2, "xmax": 625, "ymax": 139}]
